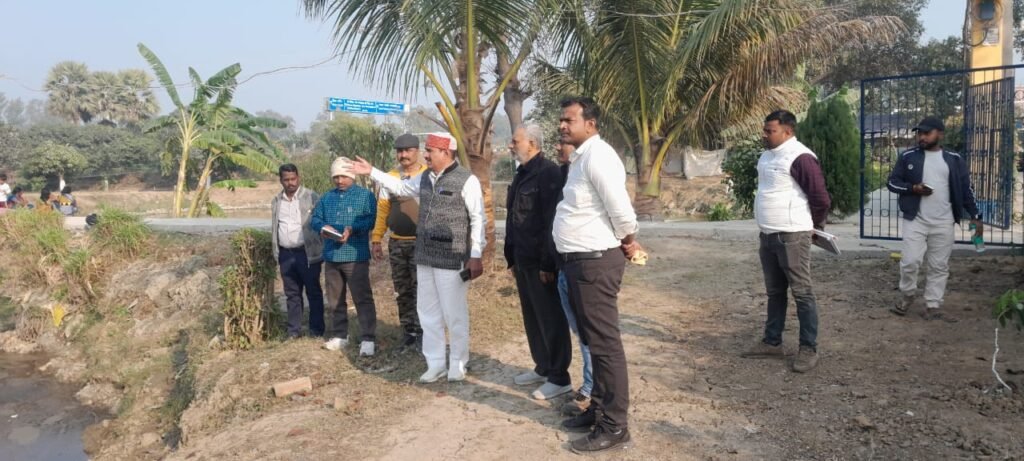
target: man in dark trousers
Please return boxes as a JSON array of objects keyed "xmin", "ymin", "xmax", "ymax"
[
  {"xmin": 555, "ymin": 97, "xmax": 643, "ymax": 453},
  {"xmin": 271, "ymin": 164, "xmax": 324, "ymax": 339},
  {"xmin": 372, "ymin": 134, "xmax": 428, "ymax": 349},
  {"xmin": 312, "ymin": 158, "xmax": 379, "ymax": 357},
  {"xmin": 741, "ymin": 110, "xmax": 831, "ymax": 373},
  {"xmin": 505, "ymin": 124, "xmax": 573, "ymax": 401}
]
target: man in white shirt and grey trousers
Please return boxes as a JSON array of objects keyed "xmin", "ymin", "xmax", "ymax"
[
  {"xmin": 346, "ymin": 133, "xmax": 486, "ymax": 384},
  {"xmin": 554, "ymin": 97, "xmax": 643, "ymax": 454},
  {"xmin": 887, "ymin": 116, "xmax": 982, "ymax": 321}
]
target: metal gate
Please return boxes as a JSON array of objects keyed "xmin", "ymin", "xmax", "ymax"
[{"xmin": 860, "ymin": 64, "xmax": 1024, "ymax": 246}]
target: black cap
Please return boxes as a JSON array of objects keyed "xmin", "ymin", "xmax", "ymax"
[
  {"xmin": 395, "ymin": 133, "xmax": 419, "ymax": 149},
  {"xmin": 912, "ymin": 116, "xmax": 945, "ymax": 133}
]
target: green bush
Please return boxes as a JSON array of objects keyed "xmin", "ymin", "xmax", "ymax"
[
  {"xmin": 706, "ymin": 203, "xmax": 734, "ymax": 221},
  {"xmin": 721, "ymin": 139, "xmax": 761, "ymax": 217},
  {"xmin": 799, "ymin": 88, "xmax": 860, "ymax": 217},
  {"xmin": 89, "ymin": 207, "xmax": 152, "ymax": 258}
]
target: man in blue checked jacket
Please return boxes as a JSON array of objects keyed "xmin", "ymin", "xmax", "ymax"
[{"xmin": 311, "ymin": 157, "xmax": 379, "ymax": 357}]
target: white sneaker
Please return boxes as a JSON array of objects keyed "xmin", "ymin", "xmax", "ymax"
[
  {"xmin": 513, "ymin": 370, "xmax": 546, "ymax": 386},
  {"xmin": 323, "ymin": 337, "xmax": 348, "ymax": 351},
  {"xmin": 359, "ymin": 341, "xmax": 375, "ymax": 357},
  {"xmin": 532, "ymin": 382, "xmax": 573, "ymax": 400},
  {"xmin": 419, "ymin": 367, "xmax": 448, "ymax": 383},
  {"xmin": 448, "ymin": 368, "xmax": 466, "ymax": 382}
]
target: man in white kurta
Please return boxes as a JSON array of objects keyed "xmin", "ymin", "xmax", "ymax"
[{"xmin": 346, "ymin": 133, "xmax": 485, "ymax": 383}]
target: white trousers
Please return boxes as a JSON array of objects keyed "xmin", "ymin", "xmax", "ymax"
[
  {"xmin": 417, "ymin": 265, "xmax": 470, "ymax": 376},
  {"xmin": 899, "ymin": 218, "xmax": 954, "ymax": 308}
]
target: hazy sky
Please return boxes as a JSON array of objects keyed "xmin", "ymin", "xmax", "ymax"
[{"xmin": 0, "ymin": 1, "xmax": 979, "ymax": 130}]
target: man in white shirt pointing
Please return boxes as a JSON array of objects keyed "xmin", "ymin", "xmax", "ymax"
[
  {"xmin": 346, "ymin": 133, "xmax": 485, "ymax": 384},
  {"xmin": 554, "ymin": 97, "xmax": 642, "ymax": 454}
]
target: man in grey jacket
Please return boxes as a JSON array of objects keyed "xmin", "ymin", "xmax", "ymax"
[{"xmin": 272, "ymin": 164, "xmax": 325, "ymax": 338}]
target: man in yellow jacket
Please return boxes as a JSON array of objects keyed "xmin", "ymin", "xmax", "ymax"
[{"xmin": 372, "ymin": 133, "xmax": 428, "ymax": 350}]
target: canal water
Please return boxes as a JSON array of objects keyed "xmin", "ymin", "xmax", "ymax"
[{"xmin": 0, "ymin": 353, "xmax": 101, "ymax": 461}]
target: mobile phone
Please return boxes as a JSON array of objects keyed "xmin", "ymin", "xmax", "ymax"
[
  {"xmin": 921, "ymin": 183, "xmax": 934, "ymax": 192},
  {"xmin": 459, "ymin": 268, "xmax": 471, "ymax": 281}
]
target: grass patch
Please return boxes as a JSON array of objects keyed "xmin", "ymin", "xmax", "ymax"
[
  {"xmin": 89, "ymin": 207, "xmax": 152, "ymax": 258},
  {"xmin": 706, "ymin": 202, "xmax": 734, "ymax": 222},
  {"xmin": 0, "ymin": 297, "xmax": 16, "ymax": 332}
]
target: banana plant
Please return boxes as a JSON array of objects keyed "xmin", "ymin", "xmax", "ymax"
[{"xmin": 138, "ymin": 44, "xmax": 286, "ymax": 217}]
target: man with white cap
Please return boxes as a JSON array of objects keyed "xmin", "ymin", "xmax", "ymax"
[
  {"xmin": 310, "ymin": 157, "xmax": 379, "ymax": 356},
  {"xmin": 346, "ymin": 132, "xmax": 485, "ymax": 383}
]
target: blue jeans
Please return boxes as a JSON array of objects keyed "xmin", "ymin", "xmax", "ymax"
[{"xmin": 558, "ymin": 271, "xmax": 593, "ymax": 396}]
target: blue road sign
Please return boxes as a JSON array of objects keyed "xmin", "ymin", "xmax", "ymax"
[{"xmin": 326, "ymin": 97, "xmax": 408, "ymax": 115}]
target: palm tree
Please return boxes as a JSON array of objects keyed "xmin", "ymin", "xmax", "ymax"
[
  {"xmin": 85, "ymin": 71, "xmax": 121, "ymax": 126},
  {"xmin": 44, "ymin": 61, "xmax": 92, "ymax": 124},
  {"xmin": 303, "ymin": 0, "xmax": 555, "ymax": 262},
  {"xmin": 138, "ymin": 43, "xmax": 286, "ymax": 217},
  {"xmin": 116, "ymin": 69, "xmax": 160, "ymax": 127},
  {"xmin": 541, "ymin": 0, "xmax": 903, "ymax": 214}
]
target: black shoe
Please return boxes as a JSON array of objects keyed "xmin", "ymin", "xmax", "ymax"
[
  {"xmin": 399, "ymin": 332, "xmax": 421, "ymax": 351},
  {"xmin": 570, "ymin": 425, "xmax": 631, "ymax": 453},
  {"xmin": 561, "ymin": 408, "xmax": 596, "ymax": 433}
]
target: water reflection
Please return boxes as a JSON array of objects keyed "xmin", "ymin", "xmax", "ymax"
[{"xmin": 0, "ymin": 353, "xmax": 101, "ymax": 461}]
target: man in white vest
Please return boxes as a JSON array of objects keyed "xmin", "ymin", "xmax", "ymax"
[{"xmin": 741, "ymin": 110, "xmax": 831, "ymax": 373}]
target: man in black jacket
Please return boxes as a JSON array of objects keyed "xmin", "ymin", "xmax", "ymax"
[
  {"xmin": 505, "ymin": 124, "xmax": 573, "ymax": 400},
  {"xmin": 887, "ymin": 116, "xmax": 982, "ymax": 321}
]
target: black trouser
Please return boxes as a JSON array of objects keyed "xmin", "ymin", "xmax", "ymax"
[
  {"xmin": 514, "ymin": 265, "xmax": 572, "ymax": 386},
  {"xmin": 278, "ymin": 247, "xmax": 325, "ymax": 337},
  {"xmin": 563, "ymin": 249, "xmax": 628, "ymax": 430},
  {"xmin": 759, "ymin": 231, "xmax": 819, "ymax": 349},
  {"xmin": 325, "ymin": 261, "xmax": 377, "ymax": 341}
]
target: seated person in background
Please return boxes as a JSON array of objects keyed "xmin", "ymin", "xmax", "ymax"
[
  {"xmin": 59, "ymin": 186, "xmax": 78, "ymax": 216},
  {"xmin": 38, "ymin": 188, "xmax": 60, "ymax": 211},
  {"xmin": 8, "ymin": 187, "xmax": 32, "ymax": 209}
]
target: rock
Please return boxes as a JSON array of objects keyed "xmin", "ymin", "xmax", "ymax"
[
  {"xmin": 208, "ymin": 336, "xmax": 223, "ymax": 349},
  {"xmin": 273, "ymin": 377, "xmax": 313, "ymax": 398},
  {"xmin": 334, "ymin": 397, "xmax": 346, "ymax": 411},
  {"xmin": 0, "ymin": 332, "xmax": 40, "ymax": 354},
  {"xmin": 144, "ymin": 272, "xmax": 177, "ymax": 302},
  {"xmin": 853, "ymin": 415, "xmax": 876, "ymax": 431},
  {"xmin": 140, "ymin": 432, "xmax": 162, "ymax": 446},
  {"xmin": 75, "ymin": 383, "xmax": 122, "ymax": 414}
]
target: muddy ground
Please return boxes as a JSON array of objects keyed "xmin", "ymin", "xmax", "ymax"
[
  {"xmin": 126, "ymin": 235, "xmax": 1024, "ymax": 459},
  {"xmin": 2, "ymin": 223, "xmax": 1022, "ymax": 460}
]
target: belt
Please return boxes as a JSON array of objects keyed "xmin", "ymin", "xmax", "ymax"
[
  {"xmin": 560, "ymin": 251, "xmax": 604, "ymax": 262},
  {"xmin": 279, "ymin": 246, "xmax": 305, "ymax": 252}
]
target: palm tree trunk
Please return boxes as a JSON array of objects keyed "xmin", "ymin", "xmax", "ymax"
[
  {"xmin": 633, "ymin": 138, "xmax": 662, "ymax": 221},
  {"xmin": 496, "ymin": 50, "xmax": 528, "ymax": 134},
  {"xmin": 456, "ymin": 38, "xmax": 496, "ymax": 266}
]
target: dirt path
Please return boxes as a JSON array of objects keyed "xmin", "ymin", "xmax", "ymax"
[{"xmin": 168, "ymin": 233, "xmax": 1023, "ymax": 460}]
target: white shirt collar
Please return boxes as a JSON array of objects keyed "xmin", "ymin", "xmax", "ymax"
[{"xmin": 570, "ymin": 134, "xmax": 602, "ymax": 162}]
